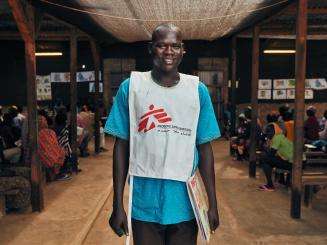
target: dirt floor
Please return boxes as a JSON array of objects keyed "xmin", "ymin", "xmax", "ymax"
[{"xmin": 0, "ymin": 138, "xmax": 327, "ymax": 245}]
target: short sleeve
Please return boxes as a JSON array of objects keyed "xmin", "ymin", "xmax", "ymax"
[
  {"xmin": 196, "ymin": 82, "xmax": 221, "ymax": 145},
  {"xmin": 271, "ymin": 135, "xmax": 281, "ymax": 150},
  {"xmin": 104, "ymin": 79, "xmax": 130, "ymax": 140}
]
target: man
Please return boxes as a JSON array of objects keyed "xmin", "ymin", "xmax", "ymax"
[
  {"xmin": 105, "ymin": 23, "xmax": 220, "ymax": 245},
  {"xmin": 259, "ymin": 123, "xmax": 293, "ymax": 191},
  {"xmin": 304, "ymin": 106, "xmax": 320, "ymax": 142}
]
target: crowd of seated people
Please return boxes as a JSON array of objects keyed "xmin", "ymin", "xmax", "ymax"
[
  {"xmin": 0, "ymin": 102, "xmax": 104, "ymax": 213},
  {"xmin": 258, "ymin": 105, "xmax": 327, "ymax": 192}
]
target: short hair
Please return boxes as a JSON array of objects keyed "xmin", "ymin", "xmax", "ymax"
[{"xmin": 151, "ymin": 23, "xmax": 182, "ymax": 43}]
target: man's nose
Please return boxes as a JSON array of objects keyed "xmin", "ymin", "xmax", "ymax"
[{"xmin": 163, "ymin": 45, "xmax": 174, "ymax": 54}]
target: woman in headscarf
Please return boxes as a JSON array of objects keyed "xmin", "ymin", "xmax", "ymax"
[{"xmin": 37, "ymin": 115, "xmax": 68, "ymax": 181}]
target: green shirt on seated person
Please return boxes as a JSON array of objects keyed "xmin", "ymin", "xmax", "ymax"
[{"xmin": 271, "ymin": 134, "xmax": 293, "ymax": 163}]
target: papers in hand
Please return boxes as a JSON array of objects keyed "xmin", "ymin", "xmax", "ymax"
[{"xmin": 187, "ymin": 172, "xmax": 211, "ymax": 243}]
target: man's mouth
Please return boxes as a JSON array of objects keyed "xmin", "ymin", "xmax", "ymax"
[{"xmin": 163, "ymin": 58, "xmax": 173, "ymax": 65}]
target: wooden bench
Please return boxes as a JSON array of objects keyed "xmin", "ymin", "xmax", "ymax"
[
  {"xmin": 302, "ymin": 151, "xmax": 327, "ymax": 207},
  {"xmin": 0, "ymin": 189, "xmax": 20, "ymax": 217}
]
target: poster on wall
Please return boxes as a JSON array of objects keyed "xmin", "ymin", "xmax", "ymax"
[
  {"xmin": 273, "ymin": 79, "xmax": 295, "ymax": 89},
  {"xmin": 286, "ymin": 89, "xmax": 295, "ymax": 99},
  {"xmin": 36, "ymin": 75, "xmax": 52, "ymax": 100},
  {"xmin": 306, "ymin": 78, "xmax": 327, "ymax": 90},
  {"xmin": 273, "ymin": 89, "xmax": 287, "ymax": 100},
  {"xmin": 89, "ymin": 82, "xmax": 103, "ymax": 92},
  {"xmin": 258, "ymin": 79, "xmax": 272, "ymax": 89},
  {"xmin": 305, "ymin": 89, "xmax": 314, "ymax": 99},
  {"xmin": 258, "ymin": 89, "xmax": 271, "ymax": 99},
  {"xmin": 50, "ymin": 72, "xmax": 70, "ymax": 83},
  {"xmin": 77, "ymin": 71, "xmax": 102, "ymax": 82}
]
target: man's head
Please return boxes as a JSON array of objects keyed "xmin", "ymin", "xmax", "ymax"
[
  {"xmin": 150, "ymin": 23, "xmax": 184, "ymax": 73},
  {"xmin": 264, "ymin": 123, "xmax": 275, "ymax": 140},
  {"xmin": 306, "ymin": 106, "xmax": 316, "ymax": 117}
]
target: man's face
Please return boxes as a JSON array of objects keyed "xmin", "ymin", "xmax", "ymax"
[{"xmin": 151, "ymin": 30, "xmax": 184, "ymax": 73}]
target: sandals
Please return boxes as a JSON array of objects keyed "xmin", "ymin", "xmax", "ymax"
[{"xmin": 259, "ymin": 184, "xmax": 275, "ymax": 192}]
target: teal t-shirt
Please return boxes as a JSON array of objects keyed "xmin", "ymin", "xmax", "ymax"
[{"xmin": 105, "ymin": 78, "xmax": 220, "ymax": 224}]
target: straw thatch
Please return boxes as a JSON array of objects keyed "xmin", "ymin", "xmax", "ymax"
[{"xmin": 74, "ymin": 0, "xmax": 288, "ymax": 42}]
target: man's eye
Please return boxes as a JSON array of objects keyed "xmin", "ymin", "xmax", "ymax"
[{"xmin": 172, "ymin": 44, "xmax": 181, "ymax": 49}]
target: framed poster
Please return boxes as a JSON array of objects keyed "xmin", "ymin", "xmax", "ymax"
[
  {"xmin": 273, "ymin": 89, "xmax": 287, "ymax": 100},
  {"xmin": 259, "ymin": 79, "xmax": 272, "ymax": 89},
  {"xmin": 36, "ymin": 75, "xmax": 52, "ymax": 100},
  {"xmin": 258, "ymin": 89, "xmax": 271, "ymax": 99},
  {"xmin": 305, "ymin": 89, "xmax": 314, "ymax": 99},
  {"xmin": 306, "ymin": 78, "xmax": 327, "ymax": 90},
  {"xmin": 273, "ymin": 79, "xmax": 287, "ymax": 89},
  {"xmin": 285, "ymin": 79, "xmax": 295, "ymax": 88},
  {"xmin": 89, "ymin": 82, "xmax": 103, "ymax": 92},
  {"xmin": 286, "ymin": 89, "xmax": 295, "ymax": 99}
]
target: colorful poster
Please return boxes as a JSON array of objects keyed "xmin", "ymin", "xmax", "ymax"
[
  {"xmin": 36, "ymin": 75, "xmax": 52, "ymax": 100},
  {"xmin": 258, "ymin": 89, "xmax": 271, "ymax": 99},
  {"xmin": 273, "ymin": 79, "xmax": 287, "ymax": 89},
  {"xmin": 51, "ymin": 71, "xmax": 102, "ymax": 83},
  {"xmin": 89, "ymin": 82, "xmax": 103, "ymax": 92},
  {"xmin": 286, "ymin": 89, "xmax": 295, "ymax": 99},
  {"xmin": 273, "ymin": 90, "xmax": 287, "ymax": 100},
  {"xmin": 50, "ymin": 72, "xmax": 70, "ymax": 83},
  {"xmin": 305, "ymin": 89, "xmax": 314, "ymax": 99},
  {"xmin": 258, "ymin": 79, "xmax": 272, "ymax": 89},
  {"xmin": 306, "ymin": 78, "xmax": 327, "ymax": 90}
]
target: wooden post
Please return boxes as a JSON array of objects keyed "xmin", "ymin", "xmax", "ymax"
[
  {"xmin": 249, "ymin": 25, "xmax": 260, "ymax": 178},
  {"xmin": 291, "ymin": 0, "xmax": 307, "ymax": 219},
  {"xmin": 90, "ymin": 39, "xmax": 101, "ymax": 154},
  {"xmin": 8, "ymin": 0, "xmax": 44, "ymax": 211},
  {"xmin": 103, "ymin": 60, "xmax": 113, "ymax": 113},
  {"xmin": 70, "ymin": 32, "xmax": 78, "ymax": 164},
  {"xmin": 231, "ymin": 36, "xmax": 237, "ymax": 135}
]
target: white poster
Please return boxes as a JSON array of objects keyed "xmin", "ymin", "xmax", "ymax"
[
  {"xmin": 51, "ymin": 71, "xmax": 102, "ymax": 83},
  {"xmin": 306, "ymin": 78, "xmax": 327, "ymax": 90},
  {"xmin": 273, "ymin": 90, "xmax": 287, "ymax": 100},
  {"xmin": 305, "ymin": 89, "xmax": 314, "ymax": 99},
  {"xmin": 36, "ymin": 75, "xmax": 52, "ymax": 101},
  {"xmin": 273, "ymin": 79, "xmax": 287, "ymax": 89},
  {"xmin": 286, "ymin": 89, "xmax": 295, "ymax": 99},
  {"xmin": 89, "ymin": 82, "xmax": 103, "ymax": 93},
  {"xmin": 50, "ymin": 72, "xmax": 70, "ymax": 83},
  {"xmin": 258, "ymin": 89, "xmax": 271, "ymax": 99},
  {"xmin": 258, "ymin": 79, "xmax": 272, "ymax": 89}
]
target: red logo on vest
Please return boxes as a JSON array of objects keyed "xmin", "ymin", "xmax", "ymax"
[{"xmin": 138, "ymin": 104, "xmax": 172, "ymax": 132}]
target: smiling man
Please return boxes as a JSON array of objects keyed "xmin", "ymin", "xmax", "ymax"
[{"xmin": 105, "ymin": 23, "xmax": 220, "ymax": 245}]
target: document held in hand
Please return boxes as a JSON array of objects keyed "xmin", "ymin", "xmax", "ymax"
[{"xmin": 186, "ymin": 172, "xmax": 211, "ymax": 243}]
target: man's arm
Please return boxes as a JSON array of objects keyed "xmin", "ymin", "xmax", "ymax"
[
  {"xmin": 198, "ymin": 142, "xmax": 219, "ymax": 232},
  {"xmin": 109, "ymin": 137, "xmax": 129, "ymax": 237}
]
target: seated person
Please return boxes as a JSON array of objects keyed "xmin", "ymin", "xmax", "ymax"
[
  {"xmin": 37, "ymin": 115, "xmax": 69, "ymax": 181},
  {"xmin": 283, "ymin": 111, "xmax": 294, "ymax": 142},
  {"xmin": 319, "ymin": 110, "xmax": 327, "ymax": 141},
  {"xmin": 304, "ymin": 106, "xmax": 320, "ymax": 142},
  {"xmin": 259, "ymin": 123, "xmax": 293, "ymax": 191},
  {"xmin": 231, "ymin": 114, "xmax": 250, "ymax": 160},
  {"xmin": 0, "ymin": 113, "xmax": 21, "ymax": 164}
]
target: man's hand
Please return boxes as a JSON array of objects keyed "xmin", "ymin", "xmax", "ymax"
[
  {"xmin": 109, "ymin": 205, "xmax": 129, "ymax": 237},
  {"xmin": 207, "ymin": 206, "xmax": 220, "ymax": 233}
]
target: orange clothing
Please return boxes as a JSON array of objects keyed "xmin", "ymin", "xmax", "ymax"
[{"xmin": 284, "ymin": 120, "xmax": 294, "ymax": 142}]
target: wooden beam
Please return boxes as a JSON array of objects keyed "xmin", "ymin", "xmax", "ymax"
[
  {"xmin": 90, "ymin": 39, "xmax": 101, "ymax": 154},
  {"xmin": 9, "ymin": 0, "xmax": 44, "ymax": 212},
  {"xmin": 103, "ymin": 60, "xmax": 113, "ymax": 114},
  {"xmin": 70, "ymin": 32, "xmax": 78, "ymax": 167},
  {"xmin": 237, "ymin": 33, "xmax": 327, "ymax": 40},
  {"xmin": 230, "ymin": 36, "xmax": 237, "ymax": 135},
  {"xmin": 285, "ymin": 4, "xmax": 327, "ymax": 15},
  {"xmin": 8, "ymin": 0, "xmax": 33, "ymax": 42},
  {"xmin": 291, "ymin": 0, "xmax": 307, "ymax": 219},
  {"xmin": 249, "ymin": 25, "xmax": 260, "ymax": 178},
  {"xmin": 0, "ymin": 31, "xmax": 89, "ymax": 41}
]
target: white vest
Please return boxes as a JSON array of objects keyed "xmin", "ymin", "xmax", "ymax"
[{"xmin": 128, "ymin": 71, "xmax": 200, "ymax": 182}]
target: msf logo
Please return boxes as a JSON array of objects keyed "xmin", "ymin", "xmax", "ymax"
[{"xmin": 138, "ymin": 104, "xmax": 172, "ymax": 132}]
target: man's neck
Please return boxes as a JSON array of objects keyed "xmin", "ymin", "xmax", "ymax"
[{"xmin": 151, "ymin": 68, "xmax": 180, "ymax": 87}]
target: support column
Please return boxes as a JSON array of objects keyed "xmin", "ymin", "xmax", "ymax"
[
  {"xmin": 90, "ymin": 39, "xmax": 101, "ymax": 154},
  {"xmin": 8, "ymin": 0, "xmax": 44, "ymax": 211},
  {"xmin": 249, "ymin": 25, "xmax": 260, "ymax": 178},
  {"xmin": 70, "ymin": 33, "xmax": 78, "ymax": 165},
  {"xmin": 291, "ymin": 0, "xmax": 307, "ymax": 219},
  {"xmin": 231, "ymin": 36, "xmax": 237, "ymax": 135}
]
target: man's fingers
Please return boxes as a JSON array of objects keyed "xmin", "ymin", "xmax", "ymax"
[{"xmin": 123, "ymin": 218, "xmax": 129, "ymax": 236}]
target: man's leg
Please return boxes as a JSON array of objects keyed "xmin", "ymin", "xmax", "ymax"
[
  {"xmin": 165, "ymin": 219, "xmax": 198, "ymax": 245},
  {"xmin": 132, "ymin": 219, "xmax": 165, "ymax": 245}
]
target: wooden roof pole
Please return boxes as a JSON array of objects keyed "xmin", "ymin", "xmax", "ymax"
[
  {"xmin": 70, "ymin": 31, "xmax": 78, "ymax": 166},
  {"xmin": 249, "ymin": 25, "xmax": 260, "ymax": 178},
  {"xmin": 90, "ymin": 39, "xmax": 101, "ymax": 154},
  {"xmin": 230, "ymin": 36, "xmax": 237, "ymax": 135},
  {"xmin": 8, "ymin": 0, "xmax": 44, "ymax": 211},
  {"xmin": 291, "ymin": 0, "xmax": 307, "ymax": 219}
]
